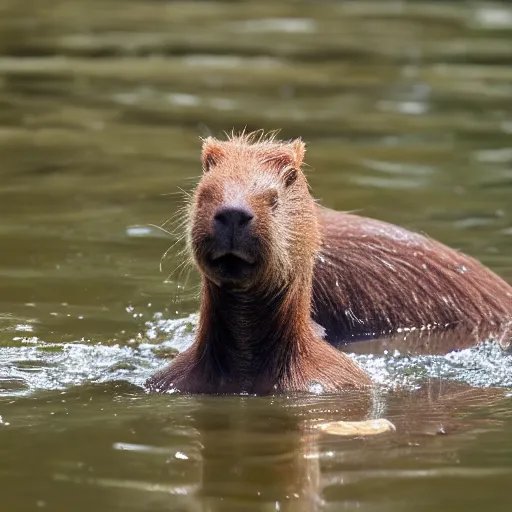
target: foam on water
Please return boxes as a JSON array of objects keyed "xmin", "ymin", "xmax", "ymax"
[
  {"xmin": 355, "ymin": 341, "xmax": 512, "ymax": 389},
  {"xmin": 0, "ymin": 315, "xmax": 195, "ymax": 396},
  {"xmin": 1, "ymin": 313, "xmax": 511, "ymax": 396}
]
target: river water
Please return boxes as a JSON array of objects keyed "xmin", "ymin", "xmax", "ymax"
[{"xmin": 1, "ymin": 1, "xmax": 512, "ymax": 511}]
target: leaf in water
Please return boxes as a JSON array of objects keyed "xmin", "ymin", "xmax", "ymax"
[{"xmin": 316, "ymin": 418, "xmax": 396, "ymax": 437}]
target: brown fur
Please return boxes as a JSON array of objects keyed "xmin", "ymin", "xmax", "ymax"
[
  {"xmin": 314, "ymin": 209, "xmax": 512, "ymax": 350},
  {"xmin": 146, "ymin": 132, "xmax": 512, "ymax": 394},
  {"xmin": 147, "ymin": 132, "xmax": 370, "ymax": 393}
]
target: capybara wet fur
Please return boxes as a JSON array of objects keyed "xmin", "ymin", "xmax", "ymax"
[{"xmin": 146, "ymin": 131, "xmax": 512, "ymax": 394}]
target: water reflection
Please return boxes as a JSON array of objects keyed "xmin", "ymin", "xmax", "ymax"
[{"xmin": 1, "ymin": 381, "xmax": 510, "ymax": 511}]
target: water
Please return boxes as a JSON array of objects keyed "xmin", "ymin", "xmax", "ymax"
[{"xmin": 1, "ymin": 0, "xmax": 512, "ymax": 510}]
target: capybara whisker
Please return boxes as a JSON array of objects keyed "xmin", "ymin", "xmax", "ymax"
[
  {"xmin": 147, "ymin": 223, "xmax": 175, "ymax": 238},
  {"xmin": 159, "ymin": 235, "xmax": 188, "ymax": 273}
]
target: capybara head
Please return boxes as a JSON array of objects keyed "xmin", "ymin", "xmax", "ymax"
[{"xmin": 188, "ymin": 132, "xmax": 320, "ymax": 291}]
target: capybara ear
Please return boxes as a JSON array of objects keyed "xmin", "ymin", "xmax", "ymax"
[
  {"xmin": 201, "ymin": 137, "xmax": 226, "ymax": 173},
  {"xmin": 289, "ymin": 138, "xmax": 306, "ymax": 168},
  {"xmin": 266, "ymin": 139, "xmax": 306, "ymax": 172}
]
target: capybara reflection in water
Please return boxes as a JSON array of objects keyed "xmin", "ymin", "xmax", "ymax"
[{"xmin": 146, "ymin": 132, "xmax": 512, "ymax": 394}]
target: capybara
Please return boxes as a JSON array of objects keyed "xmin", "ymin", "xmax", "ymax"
[{"xmin": 146, "ymin": 132, "xmax": 512, "ymax": 394}]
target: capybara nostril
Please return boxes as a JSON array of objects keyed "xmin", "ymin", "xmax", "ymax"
[{"xmin": 213, "ymin": 206, "xmax": 254, "ymax": 231}]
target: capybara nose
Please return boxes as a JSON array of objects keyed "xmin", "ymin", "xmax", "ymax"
[
  {"xmin": 214, "ymin": 206, "xmax": 254, "ymax": 229},
  {"xmin": 213, "ymin": 206, "xmax": 254, "ymax": 244}
]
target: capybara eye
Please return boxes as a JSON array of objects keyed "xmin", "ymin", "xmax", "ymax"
[{"xmin": 283, "ymin": 168, "xmax": 298, "ymax": 188}]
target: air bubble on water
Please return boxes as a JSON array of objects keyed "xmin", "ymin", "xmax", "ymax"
[
  {"xmin": 15, "ymin": 324, "xmax": 33, "ymax": 332},
  {"xmin": 308, "ymin": 382, "xmax": 324, "ymax": 394},
  {"xmin": 126, "ymin": 226, "xmax": 153, "ymax": 237}
]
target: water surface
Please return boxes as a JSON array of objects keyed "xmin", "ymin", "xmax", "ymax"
[{"xmin": 1, "ymin": 1, "xmax": 512, "ymax": 511}]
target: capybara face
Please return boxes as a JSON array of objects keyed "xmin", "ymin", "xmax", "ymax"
[{"xmin": 189, "ymin": 133, "xmax": 320, "ymax": 290}]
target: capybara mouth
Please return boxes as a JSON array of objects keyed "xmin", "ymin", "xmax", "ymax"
[{"xmin": 207, "ymin": 252, "xmax": 257, "ymax": 281}]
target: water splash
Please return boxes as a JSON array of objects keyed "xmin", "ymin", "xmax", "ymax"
[
  {"xmin": 1, "ymin": 314, "xmax": 511, "ymax": 396},
  {"xmin": 355, "ymin": 341, "xmax": 512, "ymax": 389}
]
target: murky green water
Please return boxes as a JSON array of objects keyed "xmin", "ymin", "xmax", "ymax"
[{"xmin": 1, "ymin": 1, "xmax": 512, "ymax": 510}]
